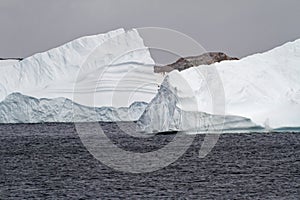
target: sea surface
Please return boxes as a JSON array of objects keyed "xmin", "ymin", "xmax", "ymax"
[{"xmin": 0, "ymin": 122, "xmax": 299, "ymax": 199}]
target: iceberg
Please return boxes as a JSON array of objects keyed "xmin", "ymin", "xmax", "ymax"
[
  {"xmin": 0, "ymin": 28, "xmax": 162, "ymax": 108},
  {"xmin": 138, "ymin": 76, "xmax": 262, "ymax": 133},
  {"xmin": 138, "ymin": 39, "xmax": 300, "ymax": 132},
  {"xmin": 0, "ymin": 93, "xmax": 147, "ymax": 123},
  {"xmin": 0, "ymin": 28, "xmax": 299, "ymax": 130}
]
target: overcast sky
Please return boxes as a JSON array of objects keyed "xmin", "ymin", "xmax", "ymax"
[{"xmin": 1, "ymin": 0, "xmax": 300, "ymax": 58}]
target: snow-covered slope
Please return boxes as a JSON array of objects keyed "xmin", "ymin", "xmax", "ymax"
[
  {"xmin": 0, "ymin": 93, "xmax": 147, "ymax": 123},
  {"xmin": 0, "ymin": 29, "xmax": 162, "ymax": 107},
  {"xmin": 138, "ymin": 39, "xmax": 300, "ymax": 132}
]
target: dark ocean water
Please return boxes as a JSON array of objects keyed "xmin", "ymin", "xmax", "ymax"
[{"xmin": 0, "ymin": 122, "xmax": 299, "ymax": 199}]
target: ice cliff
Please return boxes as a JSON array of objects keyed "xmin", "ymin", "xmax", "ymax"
[{"xmin": 0, "ymin": 28, "xmax": 162, "ymax": 107}]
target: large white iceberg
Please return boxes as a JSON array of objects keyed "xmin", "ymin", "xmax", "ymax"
[
  {"xmin": 0, "ymin": 29, "xmax": 162, "ymax": 108},
  {"xmin": 0, "ymin": 28, "xmax": 299, "ymax": 131},
  {"xmin": 138, "ymin": 39, "xmax": 300, "ymax": 132}
]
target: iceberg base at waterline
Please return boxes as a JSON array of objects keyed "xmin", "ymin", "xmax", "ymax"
[
  {"xmin": 0, "ymin": 93, "xmax": 147, "ymax": 123},
  {"xmin": 137, "ymin": 78, "xmax": 264, "ymax": 134}
]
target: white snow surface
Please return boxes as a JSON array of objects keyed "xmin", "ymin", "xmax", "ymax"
[
  {"xmin": 0, "ymin": 59, "xmax": 20, "ymax": 68},
  {"xmin": 0, "ymin": 28, "xmax": 163, "ymax": 108},
  {"xmin": 138, "ymin": 39, "xmax": 300, "ymax": 132}
]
